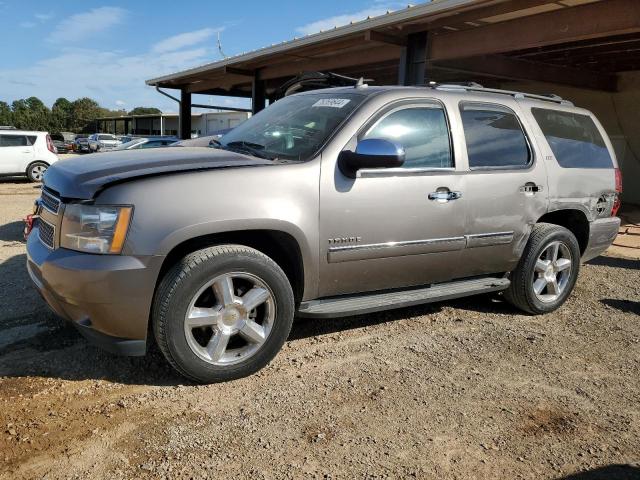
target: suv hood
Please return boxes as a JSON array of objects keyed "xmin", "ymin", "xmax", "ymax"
[{"xmin": 44, "ymin": 147, "xmax": 272, "ymax": 199}]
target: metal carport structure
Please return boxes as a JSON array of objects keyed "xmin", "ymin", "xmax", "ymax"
[{"xmin": 147, "ymin": 0, "xmax": 640, "ymax": 204}]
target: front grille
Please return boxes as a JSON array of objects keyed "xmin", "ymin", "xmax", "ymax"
[
  {"xmin": 38, "ymin": 219, "xmax": 55, "ymax": 249},
  {"xmin": 41, "ymin": 190, "xmax": 61, "ymax": 214}
]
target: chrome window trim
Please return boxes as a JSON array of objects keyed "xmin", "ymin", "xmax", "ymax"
[{"xmin": 357, "ymin": 166, "xmax": 456, "ymax": 177}]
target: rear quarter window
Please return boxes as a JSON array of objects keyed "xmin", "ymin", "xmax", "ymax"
[{"xmin": 531, "ymin": 108, "xmax": 613, "ymax": 168}]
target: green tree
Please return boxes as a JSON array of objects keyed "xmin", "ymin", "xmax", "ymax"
[
  {"xmin": 70, "ymin": 97, "xmax": 103, "ymax": 132},
  {"xmin": 51, "ymin": 97, "xmax": 73, "ymax": 132},
  {"xmin": 128, "ymin": 106, "xmax": 162, "ymax": 116},
  {"xmin": 0, "ymin": 101, "xmax": 12, "ymax": 126}
]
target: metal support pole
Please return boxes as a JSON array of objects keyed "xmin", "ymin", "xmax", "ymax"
[
  {"xmin": 252, "ymin": 71, "xmax": 266, "ymax": 114},
  {"xmin": 399, "ymin": 32, "xmax": 428, "ymax": 86},
  {"xmin": 179, "ymin": 89, "xmax": 192, "ymax": 140}
]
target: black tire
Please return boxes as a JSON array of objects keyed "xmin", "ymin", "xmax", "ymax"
[
  {"xmin": 26, "ymin": 161, "xmax": 49, "ymax": 182},
  {"xmin": 152, "ymin": 245, "xmax": 294, "ymax": 383},
  {"xmin": 504, "ymin": 223, "xmax": 581, "ymax": 315}
]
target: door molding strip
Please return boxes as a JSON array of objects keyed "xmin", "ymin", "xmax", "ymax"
[{"xmin": 327, "ymin": 231, "xmax": 514, "ymax": 263}]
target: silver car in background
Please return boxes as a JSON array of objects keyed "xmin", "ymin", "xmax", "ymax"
[
  {"xmin": 26, "ymin": 84, "xmax": 621, "ymax": 383},
  {"xmin": 87, "ymin": 133, "xmax": 120, "ymax": 152}
]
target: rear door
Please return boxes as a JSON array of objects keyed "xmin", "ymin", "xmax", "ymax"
[
  {"xmin": 319, "ymin": 99, "xmax": 468, "ymax": 297},
  {"xmin": 454, "ymin": 101, "xmax": 549, "ymax": 276},
  {"xmin": 0, "ymin": 134, "xmax": 34, "ymax": 174},
  {"xmin": 527, "ymin": 106, "xmax": 617, "ymax": 218}
]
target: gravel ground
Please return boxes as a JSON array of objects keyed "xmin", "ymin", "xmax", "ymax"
[{"xmin": 0, "ymin": 180, "xmax": 639, "ymax": 480}]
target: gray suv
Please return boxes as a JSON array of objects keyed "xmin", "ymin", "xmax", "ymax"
[{"xmin": 26, "ymin": 84, "xmax": 622, "ymax": 383}]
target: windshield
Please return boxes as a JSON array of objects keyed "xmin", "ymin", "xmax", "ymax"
[
  {"xmin": 218, "ymin": 92, "xmax": 364, "ymax": 161},
  {"xmin": 114, "ymin": 139, "xmax": 144, "ymax": 150},
  {"xmin": 98, "ymin": 134, "xmax": 116, "ymax": 141}
]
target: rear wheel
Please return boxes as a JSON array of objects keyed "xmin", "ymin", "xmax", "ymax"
[
  {"xmin": 504, "ymin": 223, "xmax": 580, "ymax": 314},
  {"xmin": 26, "ymin": 162, "xmax": 49, "ymax": 182},
  {"xmin": 152, "ymin": 245, "xmax": 294, "ymax": 383}
]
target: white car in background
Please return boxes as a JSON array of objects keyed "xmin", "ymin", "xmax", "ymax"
[
  {"xmin": 87, "ymin": 133, "xmax": 121, "ymax": 152},
  {"xmin": 0, "ymin": 129, "xmax": 59, "ymax": 182}
]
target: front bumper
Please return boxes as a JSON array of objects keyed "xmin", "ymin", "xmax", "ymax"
[
  {"xmin": 582, "ymin": 216, "xmax": 621, "ymax": 262},
  {"xmin": 26, "ymin": 224, "xmax": 164, "ymax": 356}
]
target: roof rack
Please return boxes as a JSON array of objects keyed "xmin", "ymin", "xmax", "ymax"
[{"xmin": 427, "ymin": 81, "xmax": 573, "ymax": 106}]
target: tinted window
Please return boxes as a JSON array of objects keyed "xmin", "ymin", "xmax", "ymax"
[
  {"xmin": 139, "ymin": 140, "xmax": 164, "ymax": 149},
  {"xmin": 531, "ymin": 108, "xmax": 612, "ymax": 168},
  {"xmin": 460, "ymin": 103, "xmax": 530, "ymax": 168},
  {"xmin": 0, "ymin": 135, "xmax": 28, "ymax": 147},
  {"xmin": 363, "ymin": 106, "xmax": 452, "ymax": 168},
  {"xmin": 98, "ymin": 134, "xmax": 116, "ymax": 141}
]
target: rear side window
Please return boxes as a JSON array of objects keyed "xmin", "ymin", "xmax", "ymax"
[
  {"xmin": 363, "ymin": 106, "xmax": 452, "ymax": 168},
  {"xmin": 27, "ymin": 135, "xmax": 37, "ymax": 145},
  {"xmin": 0, "ymin": 135, "xmax": 29, "ymax": 147},
  {"xmin": 531, "ymin": 108, "xmax": 613, "ymax": 168},
  {"xmin": 460, "ymin": 103, "xmax": 531, "ymax": 169}
]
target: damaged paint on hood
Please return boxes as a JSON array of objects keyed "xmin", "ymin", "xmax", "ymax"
[{"xmin": 43, "ymin": 147, "xmax": 273, "ymax": 199}]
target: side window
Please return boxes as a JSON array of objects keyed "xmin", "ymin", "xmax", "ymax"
[
  {"xmin": 363, "ymin": 106, "xmax": 452, "ymax": 169},
  {"xmin": 27, "ymin": 136, "xmax": 37, "ymax": 145},
  {"xmin": 531, "ymin": 108, "xmax": 613, "ymax": 169},
  {"xmin": 0, "ymin": 135, "xmax": 28, "ymax": 147},
  {"xmin": 460, "ymin": 103, "xmax": 531, "ymax": 169}
]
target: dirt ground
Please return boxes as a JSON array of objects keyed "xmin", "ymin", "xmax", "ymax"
[{"xmin": 0, "ymin": 179, "xmax": 638, "ymax": 480}]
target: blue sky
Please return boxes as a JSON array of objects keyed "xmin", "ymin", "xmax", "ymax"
[{"xmin": 0, "ymin": 0, "xmax": 425, "ymax": 112}]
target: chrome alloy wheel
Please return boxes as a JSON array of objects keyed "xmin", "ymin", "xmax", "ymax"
[
  {"xmin": 184, "ymin": 272, "xmax": 275, "ymax": 366},
  {"xmin": 30, "ymin": 165, "xmax": 47, "ymax": 181},
  {"xmin": 532, "ymin": 241, "xmax": 573, "ymax": 303}
]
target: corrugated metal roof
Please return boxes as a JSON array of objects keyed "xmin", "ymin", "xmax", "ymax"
[{"xmin": 146, "ymin": 0, "xmax": 483, "ymax": 86}]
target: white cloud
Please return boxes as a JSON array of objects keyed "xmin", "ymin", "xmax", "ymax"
[
  {"xmin": 35, "ymin": 12, "xmax": 54, "ymax": 21},
  {"xmin": 0, "ymin": 26, "xmax": 229, "ymax": 112},
  {"xmin": 47, "ymin": 7, "xmax": 126, "ymax": 44},
  {"xmin": 152, "ymin": 27, "xmax": 222, "ymax": 53},
  {"xmin": 296, "ymin": 7, "xmax": 390, "ymax": 35}
]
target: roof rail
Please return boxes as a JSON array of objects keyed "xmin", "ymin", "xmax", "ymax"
[{"xmin": 429, "ymin": 82, "xmax": 573, "ymax": 106}]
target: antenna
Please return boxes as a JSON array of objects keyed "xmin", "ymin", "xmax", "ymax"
[{"xmin": 217, "ymin": 32, "xmax": 228, "ymax": 58}]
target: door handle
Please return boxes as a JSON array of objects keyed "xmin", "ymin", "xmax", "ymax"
[
  {"xmin": 520, "ymin": 182, "xmax": 543, "ymax": 194},
  {"xmin": 428, "ymin": 190, "xmax": 462, "ymax": 202}
]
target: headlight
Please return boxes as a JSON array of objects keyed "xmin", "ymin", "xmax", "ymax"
[{"xmin": 61, "ymin": 204, "xmax": 133, "ymax": 254}]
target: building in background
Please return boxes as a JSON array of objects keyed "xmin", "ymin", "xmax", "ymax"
[{"xmin": 96, "ymin": 111, "xmax": 250, "ymax": 138}]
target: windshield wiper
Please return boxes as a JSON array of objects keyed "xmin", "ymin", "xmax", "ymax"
[{"xmin": 224, "ymin": 141, "xmax": 275, "ymax": 160}]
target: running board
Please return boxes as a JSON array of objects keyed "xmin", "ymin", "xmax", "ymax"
[{"xmin": 297, "ymin": 277, "xmax": 510, "ymax": 318}]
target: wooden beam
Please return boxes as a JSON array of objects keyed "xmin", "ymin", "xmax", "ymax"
[
  {"xmin": 429, "ymin": 0, "xmax": 640, "ymax": 61},
  {"xmin": 259, "ymin": 44, "xmax": 402, "ymax": 81},
  {"xmin": 364, "ymin": 30, "xmax": 406, "ymax": 47},
  {"xmin": 223, "ymin": 66, "xmax": 255, "ymax": 77},
  {"xmin": 429, "ymin": 55, "xmax": 618, "ymax": 91},
  {"xmin": 424, "ymin": 0, "xmax": 557, "ymax": 31}
]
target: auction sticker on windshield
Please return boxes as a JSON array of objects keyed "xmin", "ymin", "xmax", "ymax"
[{"xmin": 312, "ymin": 98, "xmax": 351, "ymax": 108}]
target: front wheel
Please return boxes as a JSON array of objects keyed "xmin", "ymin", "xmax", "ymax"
[
  {"xmin": 26, "ymin": 161, "xmax": 49, "ymax": 182},
  {"xmin": 152, "ymin": 245, "xmax": 294, "ymax": 383},
  {"xmin": 504, "ymin": 223, "xmax": 581, "ymax": 314}
]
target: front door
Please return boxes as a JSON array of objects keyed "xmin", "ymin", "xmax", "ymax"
[
  {"xmin": 455, "ymin": 101, "xmax": 548, "ymax": 276},
  {"xmin": 0, "ymin": 134, "xmax": 34, "ymax": 174},
  {"xmin": 318, "ymin": 100, "xmax": 468, "ymax": 297}
]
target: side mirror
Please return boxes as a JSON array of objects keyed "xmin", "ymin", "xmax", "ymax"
[{"xmin": 338, "ymin": 138, "xmax": 405, "ymax": 178}]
